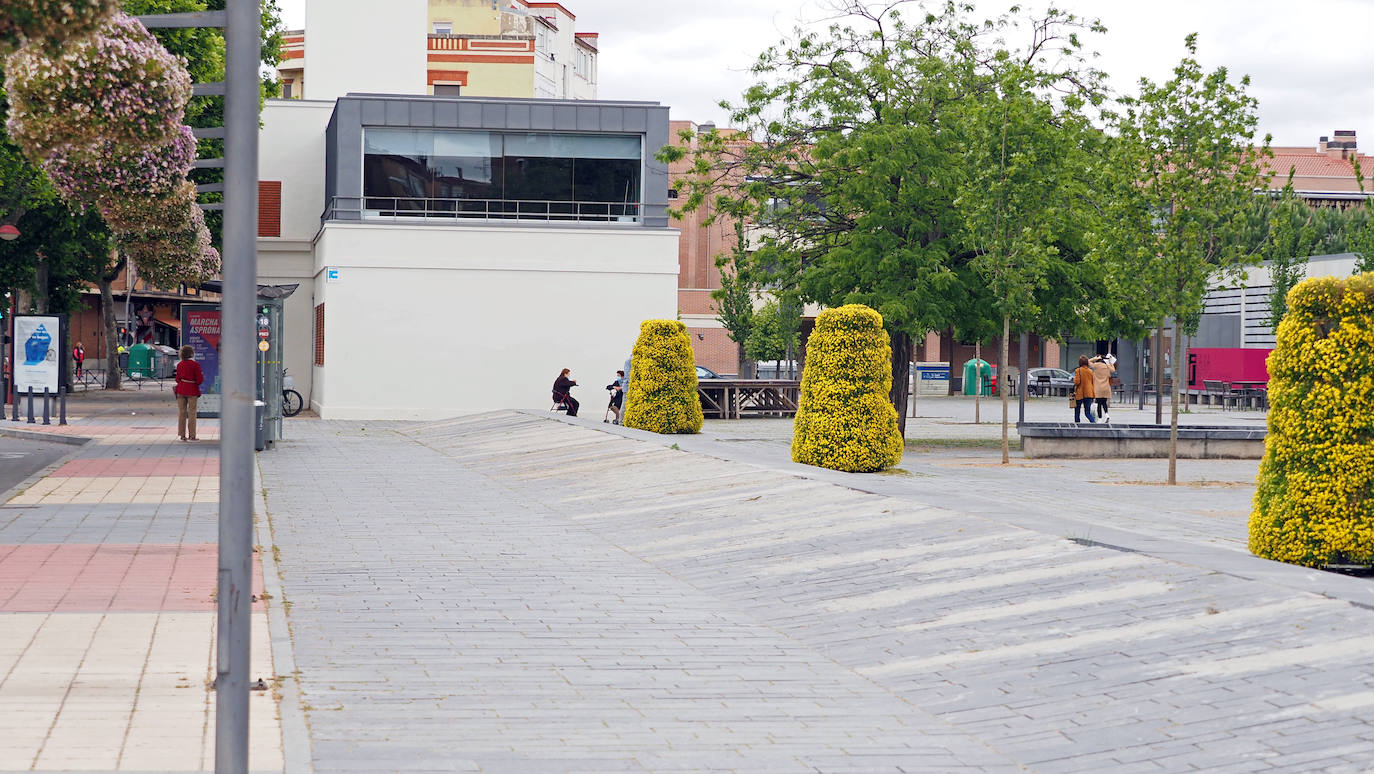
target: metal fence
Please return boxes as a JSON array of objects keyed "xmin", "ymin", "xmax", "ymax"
[{"xmin": 323, "ymin": 195, "xmax": 642, "ymax": 224}]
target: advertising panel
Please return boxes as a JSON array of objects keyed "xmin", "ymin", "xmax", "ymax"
[
  {"xmin": 14, "ymin": 315, "xmax": 61, "ymax": 393},
  {"xmin": 182, "ymin": 304, "xmax": 222, "ymax": 416}
]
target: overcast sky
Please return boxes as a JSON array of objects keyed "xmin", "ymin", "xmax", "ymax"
[{"xmin": 277, "ymin": 0, "xmax": 1374, "ymax": 148}]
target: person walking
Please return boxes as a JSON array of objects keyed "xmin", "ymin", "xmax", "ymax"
[
  {"xmin": 552, "ymin": 368, "xmax": 580, "ymax": 417},
  {"xmin": 604, "ymin": 369, "xmax": 626, "ymax": 424},
  {"xmin": 1072, "ymin": 355, "xmax": 1097, "ymax": 424},
  {"xmin": 72, "ymin": 342, "xmax": 85, "ymax": 380},
  {"xmin": 174, "ymin": 345, "xmax": 204, "ymax": 441},
  {"xmin": 1089, "ymin": 354, "xmax": 1115, "ymax": 424}
]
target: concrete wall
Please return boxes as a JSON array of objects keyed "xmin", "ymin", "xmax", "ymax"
[
  {"xmin": 305, "ymin": 0, "xmax": 427, "ymax": 100},
  {"xmin": 259, "ymin": 99, "xmax": 334, "ymax": 241},
  {"xmin": 311, "ymin": 221, "xmax": 679, "ymax": 419}
]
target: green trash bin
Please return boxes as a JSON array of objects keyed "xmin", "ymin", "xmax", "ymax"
[
  {"xmin": 962, "ymin": 358, "xmax": 993, "ymax": 396},
  {"xmin": 126, "ymin": 343, "xmax": 154, "ymax": 378}
]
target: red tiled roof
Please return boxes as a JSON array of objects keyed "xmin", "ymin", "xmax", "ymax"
[{"xmin": 1264, "ymin": 149, "xmax": 1374, "ymax": 180}]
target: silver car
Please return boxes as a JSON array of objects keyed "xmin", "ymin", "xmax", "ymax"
[{"xmin": 1025, "ymin": 367, "xmax": 1074, "ymax": 395}]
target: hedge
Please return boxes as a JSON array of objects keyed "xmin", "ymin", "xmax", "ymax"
[
  {"xmin": 791, "ymin": 304, "xmax": 903, "ymax": 472},
  {"xmin": 622, "ymin": 319, "xmax": 703, "ymax": 434},
  {"xmin": 1250, "ymin": 273, "xmax": 1374, "ymax": 567},
  {"xmin": 0, "ymin": 0, "xmax": 119, "ymax": 55}
]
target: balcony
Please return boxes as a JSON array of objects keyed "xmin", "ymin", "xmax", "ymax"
[{"xmin": 324, "ymin": 196, "xmax": 641, "ymax": 224}]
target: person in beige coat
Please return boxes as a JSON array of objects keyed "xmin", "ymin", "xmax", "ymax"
[{"xmin": 1089, "ymin": 354, "xmax": 1116, "ymax": 424}]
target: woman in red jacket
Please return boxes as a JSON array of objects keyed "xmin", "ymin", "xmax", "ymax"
[{"xmin": 174, "ymin": 345, "xmax": 204, "ymax": 441}]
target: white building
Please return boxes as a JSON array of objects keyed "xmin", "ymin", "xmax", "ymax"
[{"xmin": 258, "ymin": 1, "xmax": 677, "ymax": 420}]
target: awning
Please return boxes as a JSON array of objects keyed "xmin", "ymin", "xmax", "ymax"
[{"xmin": 154, "ymin": 315, "xmax": 181, "ymax": 330}]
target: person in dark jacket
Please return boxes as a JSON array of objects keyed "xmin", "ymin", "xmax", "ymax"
[
  {"xmin": 552, "ymin": 368, "xmax": 579, "ymax": 417},
  {"xmin": 605, "ymin": 369, "xmax": 625, "ymax": 424},
  {"xmin": 174, "ymin": 345, "xmax": 205, "ymax": 441}
]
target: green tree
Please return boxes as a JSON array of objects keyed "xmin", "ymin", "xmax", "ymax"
[
  {"xmin": 956, "ymin": 48, "xmax": 1104, "ymax": 462},
  {"xmin": 744, "ymin": 297, "xmax": 800, "ymax": 366},
  {"xmin": 711, "ymin": 220, "xmax": 756, "ymax": 378},
  {"xmin": 1102, "ymin": 34, "xmax": 1270, "ymax": 484},
  {"xmin": 661, "ymin": 1, "xmax": 1106, "ymax": 434},
  {"xmin": 1261, "ymin": 175, "xmax": 1318, "ymax": 332}
]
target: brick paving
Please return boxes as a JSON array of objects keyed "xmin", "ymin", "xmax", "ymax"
[
  {"xmin": 258, "ymin": 411, "xmax": 1374, "ymax": 772},
  {"xmin": 0, "ymin": 392, "xmax": 281, "ymax": 773}
]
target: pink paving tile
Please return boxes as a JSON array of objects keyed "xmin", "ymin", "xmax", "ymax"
[
  {"xmin": 0, "ymin": 544, "xmax": 265, "ymax": 613},
  {"xmin": 50, "ymin": 458, "xmax": 220, "ymax": 478}
]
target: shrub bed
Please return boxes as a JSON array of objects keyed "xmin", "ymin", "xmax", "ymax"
[
  {"xmin": 623, "ymin": 319, "xmax": 703, "ymax": 434},
  {"xmin": 791, "ymin": 304, "xmax": 903, "ymax": 472},
  {"xmin": 1250, "ymin": 274, "xmax": 1374, "ymax": 567}
]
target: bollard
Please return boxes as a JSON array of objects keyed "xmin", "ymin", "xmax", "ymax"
[
  {"xmin": 42, "ymin": 387, "xmax": 51, "ymax": 425},
  {"xmin": 26, "ymin": 388, "xmax": 35, "ymax": 424},
  {"xmin": 59, "ymin": 386, "xmax": 67, "ymax": 425},
  {"xmin": 9, "ymin": 384, "xmax": 16, "ymax": 422}
]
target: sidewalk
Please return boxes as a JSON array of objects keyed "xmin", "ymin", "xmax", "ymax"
[
  {"xmin": 0, "ymin": 391, "xmax": 283, "ymax": 773},
  {"xmin": 255, "ymin": 410, "xmax": 1374, "ymax": 772}
]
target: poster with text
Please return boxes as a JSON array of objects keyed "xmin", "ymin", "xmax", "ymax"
[
  {"xmin": 14, "ymin": 315, "xmax": 60, "ymax": 393},
  {"xmin": 182, "ymin": 304, "xmax": 222, "ymax": 416}
]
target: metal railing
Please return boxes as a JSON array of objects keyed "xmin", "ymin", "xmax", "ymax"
[{"xmin": 323, "ymin": 196, "xmax": 641, "ymax": 224}]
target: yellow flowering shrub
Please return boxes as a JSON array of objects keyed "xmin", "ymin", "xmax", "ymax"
[
  {"xmin": 623, "ymin": 319, "xmax": 704, "ymax": 434},
  {"xmin": 791, "ymin": 304, "xmax": 903, "ymax": 472},
  {"xmin": 1250, "ymin": 273, "xmax": 1374, "ymax": 567}
]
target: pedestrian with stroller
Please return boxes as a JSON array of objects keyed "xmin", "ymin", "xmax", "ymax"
[
  {"xmin": 604, "ymin": 369, "xmax": 625, "ymax": 424},
  {"xmin": 1072, "ymin": 355, "xmax": 1097, "ymax": 424}
]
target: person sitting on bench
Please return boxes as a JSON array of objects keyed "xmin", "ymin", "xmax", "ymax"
[{"xmin": 552, "ymin": 368, "xmax": 580, "ymax": 417}]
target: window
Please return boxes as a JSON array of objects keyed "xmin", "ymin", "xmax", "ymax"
[
  {"xmin": 668, "ymin": 188, "xmax": 678, "ymax": 199},
  {"xmin": 433, "ymin": 21, "xmax": 452, "ymax": 35},
  {"xmin": 362, "ymin": 129, "xmax": 642, "ymax": 220},
  {"xmin": 313, "ymin": 304, "xmax": 325, "ymax": 366},
  {"xmin": 433, "ymin": 83, "xmax": 461, "ymax": 96}
]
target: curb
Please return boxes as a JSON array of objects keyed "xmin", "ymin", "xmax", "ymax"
[
  {"xmin": 0, "ymin": 432, "xmax": 93, "ymax": 505},
  {"xmin": 254, "ymin": 459, "xmax": 315, "ymax": 774},
  {"xmin": 0, "ymin": 425, "xmax": 93, "ymax": 446}
]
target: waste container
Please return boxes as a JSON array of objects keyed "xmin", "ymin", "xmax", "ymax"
[
  {"xmin": 254, "ymin": 400, "xmax": 266, "ymax": 452},
  {"xmin": 127, "ymin": 343, "xmax": 154, "ymax": 378},
  {"xmin": 962, "ymin": 358, "xmax": 993, "ymax": 396}
]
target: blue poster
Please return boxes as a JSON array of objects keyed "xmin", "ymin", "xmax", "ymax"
[{"xmin": 181, "ymin": 304, "xmax": 222, "ymax": 416}]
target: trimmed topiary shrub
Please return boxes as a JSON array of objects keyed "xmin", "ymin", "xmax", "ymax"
[
  {"xmin": 623, "ymin": 319, "xmax": 703, "ymax": 434},
  {"xmin": 1250, "ymin": 273, "xmax": 1374, "ymax": 567},
  {"xmin": 791, "ymin": 304, "xmax": 903, "ymax": 472}
]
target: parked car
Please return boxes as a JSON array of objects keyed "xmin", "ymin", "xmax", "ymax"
[
  {"xmin": 1025, "ymin": 367, "xmax": 1074, "ymax": 395},
  {"xmin": 696, "ymin": 365, "xmax": 724, "ymax": 380}
]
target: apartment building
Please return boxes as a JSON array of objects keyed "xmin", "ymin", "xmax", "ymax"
[
  {"xmin": 1266, "ymin": 130, "xmax": 1373, "ymax": 208},
  {"xmin": 278, "ymin": 0, "xmax": 598, "ymax": 101}
]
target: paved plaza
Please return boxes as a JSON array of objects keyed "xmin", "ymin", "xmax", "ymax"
[{"xmin": 4, "ymin": 393, "xmax": 1374, "ymax": 772}]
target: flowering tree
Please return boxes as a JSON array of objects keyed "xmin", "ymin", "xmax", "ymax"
[
  {"xmin": 5, "ymin": 14, "xmax": 191, "ymax": 156},
  {"xmin": 0, "ymin": 0, "xmax": 120, "ymax": 55},
  {"xmin": 43, "ymin": 124, "xmax": 196, "ymax": 203}
]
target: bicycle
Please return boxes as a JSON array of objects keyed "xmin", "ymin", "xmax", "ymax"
[{"xmin": 282, "ymin": 369, "xmax": 304, "ymax": 417}]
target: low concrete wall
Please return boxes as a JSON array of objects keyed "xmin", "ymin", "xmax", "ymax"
[{"xmin": 1018, "ymin": 423, "xmax": 1266, "ymax": 459}]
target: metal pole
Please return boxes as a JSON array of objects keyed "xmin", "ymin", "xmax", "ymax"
[
  {"xmin": 59, "ymin": 386, "xmax": 67, "ymax": 425},
  {"xmin": 1018, "ymin": 332, "xmax": 1028, "ymax": 424},
  {"xmin": 26, "ymin": 387, "xmax": 34, "ymax": 423},
  {"xmin": 41, "ymin": 387, "xmax": 50, "ymax": 425},
  {"xmin": 215, "ymin": 1, "xmax": 259, "ymax": 771}
]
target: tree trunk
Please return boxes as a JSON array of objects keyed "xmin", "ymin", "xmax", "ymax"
[
  {"xmin": 1168, "ymin": 321, "xmax": 1182, "ymax": 485},
  {"xmin": 1000, "ymin": 314, "xmax": 1011, "ymax": 464},
  {"xmin": 34, "ymin": 253, "xmax": 49, "ymax": 315},
  {"xmin": 889, "ymin": 330, "xmax": 911, "ymax": 437},
  {"xmin": 736, "ymin": 343, "xmax": 755, "ymax": 379},
  {"xmin": 99, "ymin": 252, "xmax": 125, "ymax": 391}
]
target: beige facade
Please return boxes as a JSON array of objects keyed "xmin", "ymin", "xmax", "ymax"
[{"xmin": 278, "ymin": 0, "xmax": 597, "ymax": 101}]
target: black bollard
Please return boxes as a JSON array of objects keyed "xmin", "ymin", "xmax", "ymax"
[
  {"xmin": 59, "ymin": 386, "xmax": 67, "ymax": 426},
  {"xmin": 26, "ymin": 388, "xmax": 35, "ymax": 424},
  {"xmin": 42, "ymin": 387, "xmax": 51, "ymax": 425},
  {"xmin": 9, "ymin": 383, "xmax": 16, "ymax": 422}
]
